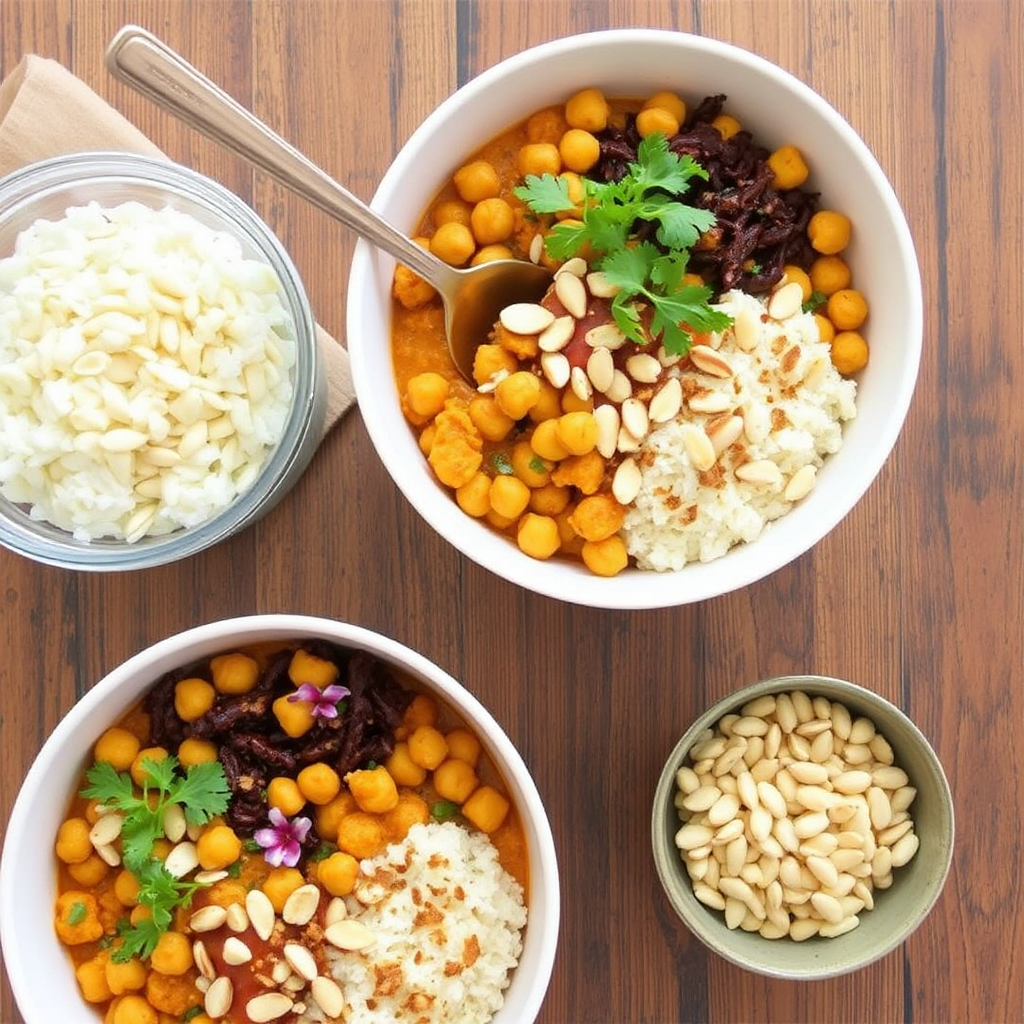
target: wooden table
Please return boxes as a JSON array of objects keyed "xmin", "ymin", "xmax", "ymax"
[{"xmin": 1, "ymin": 2, "xmax": 1021, "ymax": 1022}]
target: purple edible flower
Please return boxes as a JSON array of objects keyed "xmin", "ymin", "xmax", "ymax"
[
  {"xmin": 287, "ymin": 681, "xmax": 349, "ymax": 720},
  {"xmin": 253, "ymin": 808, "xmax": 312, "ymax": 867}
]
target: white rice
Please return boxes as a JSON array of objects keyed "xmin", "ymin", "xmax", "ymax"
[
  {"xmin": 623, "ymin": 290, "xmax": 857, "ymax": 570},
  {"xmin": 318, "ymin": 821, "xmax": 526, "ymax": 1024}
]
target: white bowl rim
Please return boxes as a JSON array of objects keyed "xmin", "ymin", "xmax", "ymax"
[
  {"xmin": 347, "ymin": 28, "xmax": 923, "ymax": 610},
  {"xmin": 0, "ymin": 614, "xmax": 560, "ymax": 1024}
]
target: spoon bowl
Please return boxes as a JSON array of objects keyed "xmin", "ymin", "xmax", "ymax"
[{"xmin": 104, "ymin": 25, "xmax": 551, "ymax": 382}]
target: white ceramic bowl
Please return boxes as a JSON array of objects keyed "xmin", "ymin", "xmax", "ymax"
[
  {"xmin": 0, "ymin": 153, "xmax": 326, "ymax": 570},
  {"xmin": 0, "ymin": 615, "xmax": 559, "ymax": 1023},
  {"xmin": 347, "ymin": 29, "xmax": 922, "ymax": 609}
]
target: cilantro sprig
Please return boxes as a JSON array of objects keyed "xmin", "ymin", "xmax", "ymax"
[
  {"xmin": 514, "ymin": 132, "xmax": 733, "ymax": 354},
  {"xmin": 81, "ymin": 755, "xmax": 230, "ymax": 961}
]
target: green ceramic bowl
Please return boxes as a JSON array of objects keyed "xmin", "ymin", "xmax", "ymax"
[{"xmin": 651, "ymin": 675, "xmax": 954, "ymax": 978}]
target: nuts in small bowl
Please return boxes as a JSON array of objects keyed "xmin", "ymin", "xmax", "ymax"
[
  {"xmin": 651, "ymin": 675, "xmax": 954, "ymax": 978},
  {"xmin": 0, "ymin": 152, "xmax": 326, "ymax": 570}
]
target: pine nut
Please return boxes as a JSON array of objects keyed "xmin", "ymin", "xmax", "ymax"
[
  {"xmin": 620, "ymin": 398, "xmax": 649, "ymax": 439},
  {"xmin": 246, "ymin": 992, "xmax": 294, "ymax": 1023},
  {"xmin": 554, "ymin": 271, "xmax": 588, "ymax": 318},
  {"xmin": 688, "ymin": 390, "xmax": 732, "ymax": 414},
  {"xmin": 625, "ymin": 352, "xmax": 662, "ymax": 383},
  {"xmin": 611, "ymin": 458, "xmax": 642, "ymax": 505},
  {"xmin": 648, "ymin": 377, "xmax": 683, "ymax": 422},
  {"xmin": 586, "ymin": 346, "xmax": 615, "ymax": 392},
  {"xmin": 585, "ymin": 322, "xmax": 628, "ymax": 350},
  {"xmin": 538, "ymin": 315, "xmax": 575, "ymax": 352},
  {"xmin": 204, "ymin": 977, "xmax": 233, "ymax": 1019},
  {"xmin": 585, "ymin": 270, "xmax": 620, "ymax": 298},
  {"xmin": 499, "ymin": 301, "xmax": 554, "ymax": 335},
  {"xmin": 784, "ymin": 464, "xmax": 817, "ymax": 502},
  {"xmin": 540, "ymin": 351, "xmax": 570, "ymax": 389},
  {"xmin": 557, "ymin": 256, "xmax": 588, "ymax": 278},
  {"xmin": 689, "ymin": 344, "xmax": 733, "ymax": 377},
  {"xmin": 222, "ymin": 936, "xmax": 253, "ymax": 965},
  {"xmin": 767, "ymin": 280, "xmax": 805, "ymax": 321},
  {"xmin": 604, "ymin": 368, "xmax": 632, "ymax": 403}
]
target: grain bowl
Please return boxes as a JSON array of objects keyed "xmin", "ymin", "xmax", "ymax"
[
  {"xmin": 0, "ymin": 615, "xmax": 559, "ymax": 1023},
  {"xmin": 346, "ymin": 29, "xmax": 922, "ymax": 609},
  {"xmin": 651, "ymin": 675, "xmax": 954, "ymax": 978},
  {"xmin": 0, "ymin": 152, "xmax": 326, "ymax": 570}
]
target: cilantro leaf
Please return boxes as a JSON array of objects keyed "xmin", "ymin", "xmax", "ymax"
[
  {"xmin": 170, "ymin": 761, "xmax": 232, "ymax": 826},
  {"xmin": 512, "ymin": 173, "xmax": 576, "ymax": 214}
]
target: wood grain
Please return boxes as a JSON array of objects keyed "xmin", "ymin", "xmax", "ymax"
[{"xmin": 1, "ymin": 2, "xmax": 1022, "ymax": 1022}]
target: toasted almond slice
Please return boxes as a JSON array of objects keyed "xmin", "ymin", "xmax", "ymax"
[
  {"xmin": 648, "ymin": 377, "xmax": 682, "ymax": 423},
  {"xmin": 499, "ymin": 302, "xmax": 555, "ymax": 336},
  {"xmin": 604, "ymin": 368, "xmax": 632, "ymax": 404},
  {"xmin": 204, "ymin": 976, "xmax": 233, "ymax": 1019},
  {"xmin": 222, "ymin": 936, "xmax": 253, "ymax": 966},
  {"xmin": 538, "ymin": 315, "xmax": 575, "ymax": 352},
  {"xmin": 163, "ymin": 841, "xmax": 199, "ymax": 879},
  {"xmin": 283, "ymin": 976, "xmax": 307, "ymax": 993},
  {"xmin": 283, "ymin": 942, "xmax": 318, "ymax": 982},
  {"xmin": 311, "ymin": 976, "xmax": 345, "ymax": 1018},
  {"xmin": 529, "ymin": 232, "xmax": 544, "ymax": 263},
  {"xmin": 225, "ymin": 902, "xmax": 249, "ymax": 933},
  {"xmin": 282, "ymin": 883, "xmax": 321, "ymax": 927},
  {"xmin": 246, "ymin": 992, "xmax": 294, "ymax": 1023},
  {"xmin": 245, "ymin": 888, "xmax": 276, "ymax": 942},
  {"xmin": 194, "ymin": 869, "xmax": 229, "ymax": 885},
  {"xmin": 735, "ymin": 459, "xmax": 783, "ymax": 486},
  {"xmin": 162, "ymin": 803, "xmax": 187, "ymax": 843},
  {"xmin": 192, "ymin": 940, "xmax": 215, "ymax": 981},
  {"xmin": 767, "ymin": 280, "xmax": 805, "ymax": 321},
  {"xmin": 189, "ymin": 905, "xmax": 228, "ymax": 933},
  {"xmin": 555, "ymin": 271, "xmax": 588, "ymax": 318},
  {"xmin": 612, "ymin": 458, "xmax": 642, "ymax": 505},
  {"xmin": 585, "ymin": 270, "xmax": 620, "ymax": 297},
  {"xmin": 706, "ymin": 414, "xmax": 744, "ymax": 455},
  {"xmin": 732, "ymin": 304, "xmax": 761, "ymax": 352},
  {"xmin": 570, "ymin": 365, "xmax": 593, "ymax": 402},
  {"xmin": 584, "ymin": 322, "xmax": 628, "ymax": 350},
  {"xmin": 586, "ymin": 346, "xmax": 615, "ymax": 393},
  {"xmin": 620, "ymin": 398, "xmax": 649, "ymax": 440},
  {"xmin": 195, "ymin": 975, "xmax": 211, "ymax": 994},
  {"xmin": 784, "ymin": 464, "xmax": 817, "ymax": 501},
  {"xmin": 625, "ymin": 352, "xmax": 662, "ymax": 384},
  {"xmin": 683, "ymin": 425, "xmax": 716, "ymax": 472},
  {"xmin": 616, "ymin": 425, "xmax": 642, "ymax": 453},
  {"xmin": 88, "ymin": 812, "xmax": 124, "ymax": 848},
  {"xmin": 688, "ymin": 390, "xmax": 732, "ymax": 414},
  {"xmin": 95, "ymin": 843, "xmax": 121, "ymax": 867},
  {"xmin": 657, "ymin": 344, "xmax": 683, "ymax": 367},
  {"xmin": 540, "ymin": 351, "xmax": 570, "ymax": 389},
  {"xmin": 593, "ymin": 403, "xmax": 621, "ymax": 459},
  {"xmin": 556, "ymin": 256, "xmax": 588, "ymax": 278},
  {"xmin": 270, "ymin": 960, "xmax": 292, "ymax": 985},
  {"xmin": 689, "ymin": 345, "xmax": 734, "ymax": 378},
  {"xmin": 324, "ymin": 919, "xmax": 376, "ymax": 951}
]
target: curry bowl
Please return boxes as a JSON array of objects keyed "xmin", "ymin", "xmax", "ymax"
[
  {"xmin": 346, "ymin": 29, "xmax": 922, "ymax": 609},
  {"xmin": 0, "ymin": 152, "xmax": 326, "ymax": 571},
  {"xmin": 0, "ymin": 614, "xmax": 559, "ymax": 1023},
  {"xmin": 651, "ymin": 675, "xmax": 954, "ymax": 978}
]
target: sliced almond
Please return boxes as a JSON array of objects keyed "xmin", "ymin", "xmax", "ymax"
[
  {"xmin": 324, "ymin": 919, "xmax": 376, "ymax": 951},
  {"xmin": 784, "ymin": 464, "xmax": 818, "ymax": 501},
  {"xmin": 767, "ymin": 280, "xmax": 805, "ymax": 321},
  {"xmin": 586, "ymin": 346, "xmax": 615, "ymax": 393},
  {"xmin": 538, "ymin": 315, "xmax": 575, "ymax": 352},
  {"xmin": 283, "ymin": 976, "xmax": 307, "ymax": 993},
  {"xmin": 585, "ymin": 270, "xmax": 620, "ymax": 298},
  {"xmin": 529, "ymin": 232, "xmax": 544, "ymax": 264},
  {"xmin": 617, "ymin": 425, "xmax": 642, "ymax": 453},
  {"xmin": 246, "ymin": 992, "xmax": 294, "ymax": 1023},
  {"xmin": 648, "ymin": 377, "xmax": 682, "ymax": 423},
  {"xmin": 245, "ymin": 888, "xmax": 276, "ymax": 942},
  {"xmin": 163, "ymin": 841, "xmax": 199, "ymax": 879},
  {"xmin": 324, "ymin": 896, "xmax": 348, "ymax": 927},
  {"xmin": 499, "ymin": 302, "xmax": 555, "ymax": 336},
  {"xmin": 270, "ymin": 960, "xmax": 292, "ymax": 985},
  {"xmin": 688, "ymin": 390, "xmax": 732, "ymax": 414},
  {"xmin": 620, "ymin": 398, "xmax": 649, "ymax": 440},
  {"xmin": 584, "ymin": 322, "xmax": 628, "ymax": 350},
  {"xmin": 311, "ymin": 975, "xmax": 345, "ymax": 1018},
  {"xmin": 732, "ymin": 304, "xmax": 761, "ymax": 352},
  {"xmin": 626, "ymin": 352, "xmax": 662, "ymax": 384},
  {"xmin": 706, "ymin": 414, "xmax": 744, "ymax": 456},
  {"xmin": 193, "ymin": 940, "xmax": 215, "ymax": 981},
  {"xmin": 204, "ymin": 976, "xmax": 233, "ymax": 1019},
  {"xmin": 735, "ymin": 459, "xmax": 784, "ymax": 486},
  {"xmin": 593, "ymin": 403, "xmax": 621, "ymax": 459},
  {"xmin": 612, "ymin": 458, "xmax": 642, "ymax": 505},
  {"xmin": 162, "ymin": 803, "xmax": 187, "ymax": 843},
  {"xmin": 282, "ymin": 883, "xmax": 321, "ymax": 926},
  {"xmin": 604, "ymin": 368, "xmax": 633, "ymax": 404},
  {"xmin": 195, "ymin": 976, "xmax": 211, "ymax": 994},
  {"xmin": 570, "ymin": 365, "xmax": 593, "ymax": 402},
  {"xmin": 88, "ymin": 812, "xmax": 124, "ymax": 848},
  {"xmin": 222, "ymin": 936, "xmax": 253, "ymax": 966},
  {"xmin": 225, "ymin": 902, "xmax": 249, "ymax": 933},
  {"xmin": 540, "ymin": 351, "xmax": 570, "ymax": 389},
  {"xmin": 283, "ymin": 942, "xmax": 318, "ymax": 982},
  {"xmin": 556, "ymin": 256, "xmax": 588, "ymax": 278},
  {"xmin": 554, "ymin": 270, "xmax": 588, "ymax": 318},
  {"xmin": 657, "ymin": 345, "xmax": 683, "ymax": 367},
  {"xmin": 689, "ymin": 345, "xmax": 734, "ymax": 378},
  {"xmin": 189, "ymin": 905, "xmax": 228, "ymax": 933},
  {"xmin": 95, "ymin": 842, "xmax": 122, "ymax": 867},
  {"xmin": 683, "ymin": 425, "xmax": 716, "ymax": 472},
  {"xmin": 194, "ymin": 869, "xmax": 229, "ymax": 885}
]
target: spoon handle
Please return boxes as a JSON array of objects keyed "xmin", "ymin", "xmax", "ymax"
[{"xmin": 105, "ymin": 25, "xmax": 456, "ymax": 289}]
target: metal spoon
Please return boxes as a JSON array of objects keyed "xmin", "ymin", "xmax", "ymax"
[{"xmin": 104, "ymin": 25, "xmax": 552, "ymax": 383}]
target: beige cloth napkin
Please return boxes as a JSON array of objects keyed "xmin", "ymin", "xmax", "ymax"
[{"xmin": 0, "ymin": 55, "xmax": 356, "ymax": 431}]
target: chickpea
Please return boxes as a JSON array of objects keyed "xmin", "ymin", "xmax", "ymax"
[
  {"xmin": 111, "ymin": 994, "xmax": 158, "ymax": 1024},
  {"xmin": 486, "ymin": 508, "xmax": 516, "ymax": 532},
  {"xmin": 433, "ymin": 758, "xmax": 480, "ymax": 804},
  {"xmin": 555, "ymin": 411, "xmax": 598, "ymax": 456},
  {"xmin": 530, "ymin": 418, "xmax": 570, "ymax": 461},
  {"xmin": 296, "ymin": 762, "xmax": 342, "ymax": 805},
  {"xmin": 711, "ymin": 113, "xmax": 741, "ymax": 139},
  {"xmin": 382, "ymin": 791, "xmax": 431, "ymax": 840},
  {"xmin": 113, "ymin": 869, "xmax": 141, "ymax": 908},
  {"xmin": 468, "ymin": 395, "xmax": 515, "ymax": 442},
  {"xmin": 445, "ymin": 728, "xmax": 482, "ymax": 767},
  {"xmin": 209, "ymin": 653, "xmax": 259, "ymax": 696},
  {"xmin": 560, "ymin": 388, "xmax": 593, "ymax": 414},
  {"xmin": 173, "ymin": 677, "xmax": 215, "ymax": 722},
  {"xmin": 636, "ymin": 106, "xmax": 680, "ymax": 138},
  {"xmin": 809, "ymin": 254, "xmax": 852, "ymax": 296},
  {"xmin": 408, "ymin": 725, "xmax": 448, "ymax": 770},
  {"xmin": 68, "ymin": 853, "xmax": 110, "ymax": 887},
  {"xmin": 406, "ymin": 372, "xmax": 449, "ymax": 419},
  {"xmin": 430, "ymin": 221, "xmax": 476, "ymax": 267},
  {"xmin": 526, "ymin": 107, "xmax": 569, "ymax": 143},
  {"xmin": 76, "ymin": 956, "xmax": 113, "ymax": 1003},
  {"xmin": 346, "ymin": 765, "xmax": 400, "ymax": 814},
  {"xmin": 261, "ymin": 867, "xmax": 305, "ymax": 913},
  {"xmin": 826, "ymin": 288, "xmax": 869, "ymax": 330},
  {"xmin": 517, "ymin": 142, "xmax": 562, "ymax": 179},
  {"xmin": 471, "ymin": 243, "xmax": 514, "ymax": 266},
  {"xmin": 335, "ymin": 812, "xmax": 385, "ymax": 859},
  {"xmin": 432, "ymin": 198, "xmax": 472, "ymax": 226},
  {"xmin": 317, "ymin": 851, "xmax": 359, "ymax": 897},
  {"xmin": 551, "ymin": 450, "xmax": 605, "ymax": 495},
  {"xmin": 472, "ymin": 343, "xmax": 518, "ymax": 387},
  {"xmin": 93, "ymin": 727, "xmax": 141, "ymax": 771},
  {"xmin": 177, "ymin": 737, "xmax": 218, "ymax": 767},
  {"xmin": 813, "ymin": 313, "xmax": 836, "ymax": 343},
  {"xmin": 455, "ymin": 472, "xmax": 493, "ymax": 518},
  {"xmin": 453, "ymin": 159, "xmax": 501, "ymax": 203},
  {"xmin": 470, "ymin": 198, "xmax": 515, "ymax": 245},
  {"xmin": 55, "ymin": 891, "xmax": 104, "ymax": 945},
  {"xmin": 511, "ymin": 439, "xmax": 552, "ymax": 487},
  {"xmin": 564, "ymin": 87, "xmax": 609, "ymax": 131},
  {"xmin": 767, "ymin": 144, "xmax": 810, "ymax": 189},
  {"xmin": 581, "ymin": 534, "xmax": 629, "ymax": 576},
  {"xmin": 487, "ymin": 474, "xmax": 529, "ymax": 520},
  {"xmin": 807, "ymin": 210, "xmax": 852, "ymax": 255},
  {"xmin": 644, "ymin": 90, "xmax": 686, "ymax": 124},
  {"xmin": 830, "ymin": 331, "xmax": 869, "ymax": 375},
  {"xmin": 494, "ymin": 371, "xmax": 542, "ymax": 420},
  {"xmin": 461, "ymin": 785, "xmax": 510, "ymax": 834},
  {"xmin": 517, "ymin": 513, "xmax": 560, "ymax": 559},
  {"xmin": 130, "ymin": 746, "xmax": 169, "ymax": 788},
  {"xmin": 266, "ymin": 776, "xmax": 306, "ymax": 817},
  {"xmin": 150, "ymin": 931, "xmax": 193, "ymax": 976},
  {"xmin": 404, "ymin": 693, "xmax": 438, "ymax": 729},
  {"xmin": 781, "ymin": 265, "xmax": 813, "ymax": 302},
  {"xmin": 570, "ymin": 493, "xmax": 626, "ymax": 542},
  {"xmin": 272, "ymin": 693, "xmax": 315, "ymax": 739},
  {"xmin": 55, "ymin": 817, "xmax": 93, "ymax": 864},
  {"xmin": 384, "ymin": 741, "xmax": 428, "ymax": 787},
  {"xmin": 555, "ymin": 507, "xmax": 583, "ymax": 554},
  {"xmin": 528, "ymin": 380, "xmax": 564, "ymax": 424},
  {"xmin": 288, "ymin": 648, "xmax": 339, "ymax": 688},
  {"xmin": 418, "ymin": 423, "xmax": 437, "ymax": 456},
  {"xmin": 529, "ymin": 481, "xmax": 571, "ymax": 516},
  {"xmin": 314, "ymin": 791, "xmax": 358, "ymax": 842},
  {"xmin": 558, "ymin": 128, "xmax": 600, "ymax": 173},
  {"xmin": 105, "ymin": 958, "xmax": 148, "ymax": 996},
  {"xmin": 196, "ymin": 824, "xmax": 242, "ymax": 871},
  {"xmin": 393, "ymin": 263, "xmax": 436, "ymax": 310}
]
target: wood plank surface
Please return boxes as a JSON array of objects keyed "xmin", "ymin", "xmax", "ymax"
[{"xmin": 0, "ymin": 1, "xmax": 1022, "ymax": 1022}]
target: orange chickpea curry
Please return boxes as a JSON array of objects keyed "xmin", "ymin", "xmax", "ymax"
[
  {"xmin": 53, "ymin": 642, "xmax": 528, "ymax": 1024},
  {"xmin": 391, "ymin": 87, "xmax": 868, "ymax": 577}
]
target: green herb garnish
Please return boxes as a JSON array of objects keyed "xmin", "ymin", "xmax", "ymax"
[
  {"xmin": 67, "ymin": 900, "xmax": 87, "ymax": 926},
  {"xmin": 491, "ymin": 452, "xmax": 515, "ymax": 475},
  {"xmin": 432, "ymin": 800, "xmax": 461, "ymax": 822},
  {"xmin": 514, "ymin": 132, "xmax": 732, "ymax": 354},
  {"xmin": 802, "ymin": 289, "xmax": 828, "ymax": 314},
  {"xmin": 182, "ymin": 1008, "xmax": 205, "ymax": 1023},
  {"xmin": 528, "ymin": 455, "xmax": 548, "ymax": 475},
  {"xmin": 308, "ymin": 842, "xmax": 338, "ymax": 863}
]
